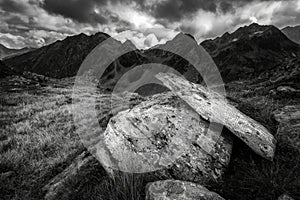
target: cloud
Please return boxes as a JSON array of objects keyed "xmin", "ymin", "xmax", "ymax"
[
  {"xmin": 150, "ymin": 0, "xmax": 217, "ymax": 22},
  {"xmin": 0, "ymin": 0, "xmax": 300, "ymax": 49},
  {"xmin": 42, "ymin": 0, "xmax": 108, "ymax": 24},
  {"xmin": 0, "ymin": 0, "xmax": 30, "ymax": 14},
  {"xmin": 177, "ymin": 0, "xmax": 300, "ymax": 42}
]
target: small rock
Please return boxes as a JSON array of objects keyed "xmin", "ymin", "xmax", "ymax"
[
  {"xmin": 145, "ymin": 179, "xmax": 225, "ymax": 200},
  {"xmin": 277, "ymin": 86, "xmax": 296, "ymax": 92},
  {"xmin": 278, "ymin": 194, "xmax": 294, "ymax": 200}
]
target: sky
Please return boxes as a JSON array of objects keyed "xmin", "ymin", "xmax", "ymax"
[{"xmin": 0, "ymin": 0, "xmax": 299, "ymax": 49}]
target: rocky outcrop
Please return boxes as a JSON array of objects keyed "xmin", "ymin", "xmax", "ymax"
[
  {"xmin": 42, "ymin": 151, "xmax": 97, "ymax": 200},
  {"xmin": 145, "ymin": 179, "xmax": 225, "ymax": 200},
  {"xmin": 96, "ymin": 92, "xmax": 233, "ymax": 184},
  {"xmin": 156, "ymin": 72, "xmax": 276, "ymax": 160}
]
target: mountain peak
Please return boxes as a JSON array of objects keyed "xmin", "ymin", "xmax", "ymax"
[{"xmin": 123, "ymin": 40, "xmax": 137, "ymax": 50}]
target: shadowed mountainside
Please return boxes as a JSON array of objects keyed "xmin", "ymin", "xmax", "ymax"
[
  {"xmin": 201, "ymin": 23, "xmax": 300, "ymax": 83},
  {"xmin": 0, "ymin": 60, "xmax": 18, "ymax": 78},
  {"xmin": 4, "ymin": 33, "xmax": 111, "ymax": 78}
]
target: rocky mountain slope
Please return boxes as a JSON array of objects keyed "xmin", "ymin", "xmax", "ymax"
[
  {"xmin": 4, "ymin": 33, "xmax": 111, "ymax": 78},
  {"xmin": 201, "ymin": 23, "xmax": 300, "ymax": 83},
  {"xmin": 0, "ymin": 44, "xmax": 34, "ymax": 60},
  {"xmin": 282, "ymin": 25, "xmax": 300, "ymax": 44}
]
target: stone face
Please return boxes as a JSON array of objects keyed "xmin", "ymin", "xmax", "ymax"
[
  {"xmin": 96, "ymin": 92, "xmax": 233, "ymax": 184},
  {"xmin": 145, "ymin": 179, "xmax": 225, "ymax": 200},
  {"xmin": 156, "ymin": 72, "xmax": 276, "ymax": 160}
]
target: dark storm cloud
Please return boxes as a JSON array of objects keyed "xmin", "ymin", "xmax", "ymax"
[
  {"xmin": 0, "ymin": 0, "xmax": 29, "ymax": 14},
  {"xmin": 219, "ymin": 1, "xmax": 234, "ymax": 13},
  {"xmin": 0, "ymin": 0, "xmax": 299, "ymax": 49},
  {"xmin": 42, "ymin": 0, "xmax": 108, "ymax": 24},
  {"xmin": 151, "ymin": 0, "xmax": 217, "ymax": 22},
  {"xmin": 149, "ymin": 0, "xmax": 287, "ymax": 22}
]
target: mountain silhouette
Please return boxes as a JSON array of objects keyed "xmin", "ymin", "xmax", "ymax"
[{"xmin": 4, "ymin": 23, "xmax": 300, "ymax": 87}]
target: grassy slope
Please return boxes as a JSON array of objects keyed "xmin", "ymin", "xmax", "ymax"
[
  {"xmin": 0, "ymin": 77, "xmax": 83, "ymax": 199},
  {"xmin": 0, "ymin": 76, "xmax": 300, "ymax": 200}
]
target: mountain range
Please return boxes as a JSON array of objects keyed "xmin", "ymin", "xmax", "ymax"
[{"xmin": 2, "ymin": 23, "xmax": 300, "ymax": 89}]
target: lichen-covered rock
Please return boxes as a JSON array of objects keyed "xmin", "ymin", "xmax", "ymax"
[
  {"xmin": 95, "ymin": 92, "xmax": 233, "ymax": 184},
  {"xmin": 278, "ymin": 194, "xmax": 294, "ymax": 200},
  {"xmin": 145, "ymin": 179, "xmax": 225, "ymax": 200},
  {"xmin": 156, "ymin": 72, "xmax": 276, "ymax": 160}
]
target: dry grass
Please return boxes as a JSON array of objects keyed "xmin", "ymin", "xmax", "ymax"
[
  {"xmin": 0, "ymin": 77, "xmax": 145, "ymax": 200},
  {"xmin": 0, "ymin": 79, "xmax": 82, "ymax": 199}
]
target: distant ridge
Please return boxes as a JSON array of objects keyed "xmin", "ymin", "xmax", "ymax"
[
  {"xmin": 282, "ymin": 25, "xmax": 300, "ymax": 44},
  {"xmin": 0, "ymin": 44, "xmax": 35, "ymax": 60}
]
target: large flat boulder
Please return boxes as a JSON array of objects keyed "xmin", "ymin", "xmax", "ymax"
[
  {"xmin": 95, "ymin": 92, "xmax": 233, "ymax": 184},
  {"xmin": 156, "ymin": 72, "xmax": 276, "ymax": 160},
  {"xmin": 145, "ymin": 179, "xmax": 225, "ymax": 200}
]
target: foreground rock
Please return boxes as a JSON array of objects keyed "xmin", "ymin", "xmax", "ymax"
[
  {"xmin": 96, "ymin": 92, "xmax": 233, "ymax": 184},
  {"xmin": 42, "ymin": 151, "xmax": 104, "ymax": 200},
  {"xmin": 146, "ymin": 179, "xmax": 225, "ymax": 200},
  {"xmin": 156, "ymin": 72, "xmax": 276, "ymax": 160}
]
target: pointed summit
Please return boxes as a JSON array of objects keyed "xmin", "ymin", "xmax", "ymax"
[{"xmin": 122, "ymin": 40, "xmax": 137, "ymax": 51}]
